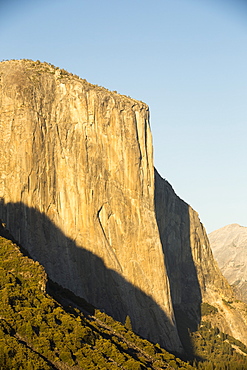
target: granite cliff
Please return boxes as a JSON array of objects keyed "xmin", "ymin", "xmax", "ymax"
[
  {"xmin": 0, "ymin": 60, "xmax": 180, "ymax": 352},
  {"xmin": 209, "ymin": 224, "xmax": 247, "ymax": 303},
  {"xmin": 0, "ymin": 60, "xmax": 246, "ymax": 351}
]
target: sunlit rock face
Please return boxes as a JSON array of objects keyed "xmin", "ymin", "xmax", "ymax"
[
  {"xmin": 0, "ymin": 60, "xmax": 182, "ymax": 351},
  {"xmin": 209, "ymin": 224, "xmax": 247, "ymax": 303}
]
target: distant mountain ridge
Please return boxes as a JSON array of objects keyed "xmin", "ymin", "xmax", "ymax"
[{"xmin": 209, "ymin": 224, "xmax": 247, "ymax": 303}]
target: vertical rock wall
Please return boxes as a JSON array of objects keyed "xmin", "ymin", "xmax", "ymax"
[{"xmin": 0, "ymin": 60, "xmax": 182, "ymax": 351}]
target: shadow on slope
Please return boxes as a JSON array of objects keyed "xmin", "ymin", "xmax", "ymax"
[
  {"xmin": 154, "ymin": 169, "xmax": 202, "ymax": 359},
  {"xmin": 0, "ymin": 198, "xmax": 181, "ymax": 354}
]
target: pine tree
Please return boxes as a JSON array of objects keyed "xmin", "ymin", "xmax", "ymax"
[{"xmin": 125, "ymin": 315, "xmax": 132, "ymax": 330}]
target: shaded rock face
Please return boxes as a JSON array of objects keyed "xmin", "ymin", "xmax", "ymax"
[
  {"xmin": 209, "ymin": 224, "xmax": 247, "ymax": 303},
  {"xmin": 155, "ymin": 171, "xmax": 247, "ymax": 347},
  {"xmin": 154, "ymin": 171, "xmax": 202, "ymax": 322},
  {"xmin": 154, "ymin": 170, "xmax": 233, "ymax": 306},
  {"xmin": 0, "ymin": 60, "xmax": 181, "ymax": 352}
]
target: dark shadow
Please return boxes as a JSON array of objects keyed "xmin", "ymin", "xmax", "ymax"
[
  {"xmin": 46, "ymin": 278, "xmax": 95, "ymax": 316},
  {"xmin": 0, "ymin": 197, "xmax": 183, "ymax": 354},
  {"xmin": 154, "ymin": 169, "xmax": 202, "ymax": 360}
]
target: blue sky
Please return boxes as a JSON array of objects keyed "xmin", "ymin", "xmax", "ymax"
[{"xmin": 1, "ymin": 0, "xmax": 246, "ymax": 233}]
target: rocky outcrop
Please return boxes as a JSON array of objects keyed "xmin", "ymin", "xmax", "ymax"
[
  {"xmin": 154, "ymin": 171, "xmax": 247, "ymax": 346},
  {"xmin": 209, "ymin": 224, "xmax": 247, "ymax": 303},
  {"xmin": 0, "ymin": 60, "xmax": 181, "ymax": 352}
]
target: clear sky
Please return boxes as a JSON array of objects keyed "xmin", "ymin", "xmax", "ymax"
[{"xmin": 1, "ymin": 0, "xmax": 247, "ymax": 233}]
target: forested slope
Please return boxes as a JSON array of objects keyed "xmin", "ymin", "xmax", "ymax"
[
  {"xmin": 0, "ymin": 233, "xmax": 194, "ymax": 370},
  {"xmin": 1, "ymin": 228, "xmax": 247, "ymax": 369}
]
